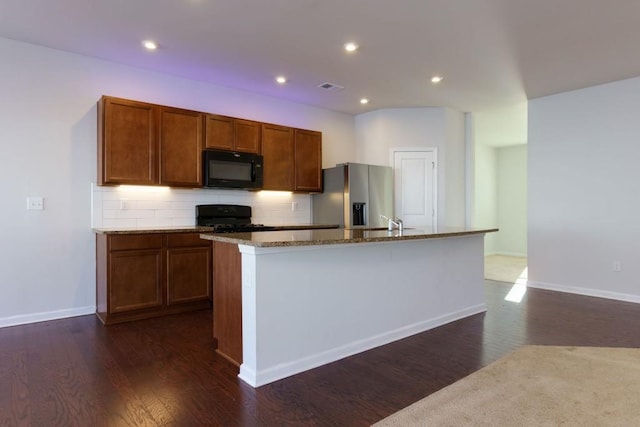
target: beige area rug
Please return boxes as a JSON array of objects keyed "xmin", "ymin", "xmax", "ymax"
[
  {"xmin": 485, "ymin": 254, "xmax": 527, "ymax": 284},
  {"xmin": 373, "ymin": 346, "xmax": 640, "ymax": 426}
]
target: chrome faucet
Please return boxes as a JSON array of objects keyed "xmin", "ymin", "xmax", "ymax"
[{"xmin": 379, "ymin": 214, "xmax": 403, "ymax": 232}]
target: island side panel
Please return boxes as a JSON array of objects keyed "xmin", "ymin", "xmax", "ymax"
[
  {"xmin": 212, "ymin": 241, "xmax": 243, "ymax": 366},
  {"xmin": 238, "ymin": 234, "xmax": 486, "ymax": 387}
]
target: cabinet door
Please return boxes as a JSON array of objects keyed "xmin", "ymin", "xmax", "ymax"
[
  {"xmin": 166, "ymin": 245, "xmax": 212, "ymax": 305},
  {"xmin": 109, "ymin": 249, "xmax": 163, "ymax": 313},
  {"xmin": 261, "ymin": 123, "xmax": 294, "ymax": 191},
  {"xmin": 99, "ymin": 96, "xmax": 158, "ymax": 185},
  {"xmin": 159, "ymin": 107, "xmax": 203, "ymax": 187},
  {"xmin": 234, "ymin": 119, "xmax": 261, "ymax": 154},
  {"xmin": 294, "ymin": 129, "xmax": 322, "ymax": 192},
  {"xmin": 205, "ymin": 114, "xmax": 234, "ymax": 151}
]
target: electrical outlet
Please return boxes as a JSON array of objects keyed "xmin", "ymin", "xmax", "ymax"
[
  {"xmin": 27, "ymin": 197, "xmax": 44, "ymax": 210},
  {"xmin": 291, "ymin": 201, "xmax": 298, "ymax": 212},
  {"xmin": 613, "ymin": 261, "xmax": 622, "ymax": 272}
]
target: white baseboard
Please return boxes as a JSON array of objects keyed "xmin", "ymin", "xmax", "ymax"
[
  {"xmin": 527, "ymin": 280, "xmax": 640, "ymax": 304},
  {"xmin": 239, "ymin": 303, "xmax": 487, "ymax": 387},
  {"xmin": 485, "ymin": 251, "xmax": 527, "ymax": 258},
  {"xmin": 496, "ymin": 251, "xmax": 527, "ymax": 257},
  {"xmin": 0, "ymin": 306, "xmax": 96, "ymax": 328}
]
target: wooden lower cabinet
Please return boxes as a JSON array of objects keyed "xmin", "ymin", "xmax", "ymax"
[
  {"xmin": 96, "ymin": 232, "xmax": 212, "ymax": 325},
  {"xmin": 212, "ymin": 241, "xmax": 243, "ymax": 366},
  {"xmin": 109, "ymin": 248, "xmax": 163, "ymax": 313},
  {"xmin": 166, "ymin": 234, "xmax": 212, "ymax": 305}
]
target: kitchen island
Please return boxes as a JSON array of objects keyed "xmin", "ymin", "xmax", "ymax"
[{"xmin": 201, "ymin": 226, "xmax": 497, "ymax": 387}]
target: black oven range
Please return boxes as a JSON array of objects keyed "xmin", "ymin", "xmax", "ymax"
[{"xmin": 196, "ymin": 204, "xmax": 277, "ymax": 233}]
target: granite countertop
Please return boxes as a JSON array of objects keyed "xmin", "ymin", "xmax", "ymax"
[
  {"xmin": 93, "ymin": 226, "xmax": 214, "ymax": 235},
  {"xmin": 200, "ymin": 226, "xmax": 499, "ymax": 248},
  {"xmin": 92, "ymin": 224, "xmax": 339, "ymax": 235}
]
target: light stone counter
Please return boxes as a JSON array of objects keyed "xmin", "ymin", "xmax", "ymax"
[
  {"xmin": 93, "ymin": 226, "xmax": 214, "ymax": 235},
  {"xmin": 93, "ymin": 224, "xmax": 338, "ymax": 235},
  {"xmin": 200, "ymin": 226, "xmax": 497, "ymax": 247}
]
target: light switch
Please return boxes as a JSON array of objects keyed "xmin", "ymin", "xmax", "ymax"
[{"xmin": 27, "ymin": 197, "xmax": 44, "ymax": 210}]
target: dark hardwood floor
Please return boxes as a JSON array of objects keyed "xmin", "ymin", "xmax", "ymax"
[{"xmin": 3, "ymin": 281, "xmax": 640, "ymax": 426}]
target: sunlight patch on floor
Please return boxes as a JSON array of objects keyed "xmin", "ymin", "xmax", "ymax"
[{"xmin": 504, "ymin": 267, "xmax": 528, "ymax": 303}]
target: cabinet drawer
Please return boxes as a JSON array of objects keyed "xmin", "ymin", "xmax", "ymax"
[
  {"xmin": 167, "ymin": 232, "xmax": 210, "ymax": 248},
  {"xmin": 109, "ymin": 234, "xmax": 163, "ymax": 251}
]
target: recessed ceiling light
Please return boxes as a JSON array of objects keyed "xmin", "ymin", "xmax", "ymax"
[
  {"xmin": 344, "ymin": 42, "xmax": 359, "ymax": 52},
  {"xmin": 431, "ymin": 75, "xmax": 444, "ymax": 84},
  {"xmin": 276, "ymin": 76, "xmax": 287, "ymax": 84},
  {"xmin": 142, "ymin": 40, "xmax": 157, "ymax": 51},
  {"xmin": 360, "ymin": 98, "xmax": 369, "ymax": 105}
]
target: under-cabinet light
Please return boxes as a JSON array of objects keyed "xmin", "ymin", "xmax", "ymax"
[{"xmin": 117, "ymin": 185, "xmax": 170, "ymax": 193}]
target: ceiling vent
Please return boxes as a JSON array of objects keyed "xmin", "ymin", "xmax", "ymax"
[{"xmin": 317, "ymin": 82, "xmax": 345, "ymax": 91}]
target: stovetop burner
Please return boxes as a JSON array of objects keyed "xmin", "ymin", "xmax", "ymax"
[{"xmin": 196, "ymin": 204, "xmax": 276, "ymax": 233}]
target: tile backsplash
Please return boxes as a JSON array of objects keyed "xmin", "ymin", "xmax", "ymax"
[{"xmin": 91, "ymin": 183, "xmax": 312, "ymax": 229}]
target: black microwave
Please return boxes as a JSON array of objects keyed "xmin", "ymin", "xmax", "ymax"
[{"xmin": 203, "ymin": 149, "xmax": 264, "ymax": 190}]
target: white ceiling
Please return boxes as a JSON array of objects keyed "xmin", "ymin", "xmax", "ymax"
[{"xmin": 1, "ymin": 0, "xmax": 640, "ymax": 116}]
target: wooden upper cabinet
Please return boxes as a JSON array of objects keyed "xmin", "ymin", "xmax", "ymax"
[
  {"xmin": 234, "ymin": 119, "xmax": 261, "ymax": 153},
  {"xmin": 294, "ymin": 129, "xmax": 322, "ymax": 192},
  {"xmin": 205, "ymin": 114, "xmax": 234, "ymax": 151},
  {"xmin": 262, "ymin": 123, "xmax": 294, "ymax": 191},
  {"xmin": 98, "ymin": 95, "xmax": 321, "ymax": 192},
  {"xmin": 98, "ymin": 96, "xmax": 158, "ymax": 185},
  {"xmin": 98, "ymin": 96, "xmax": 203, "ymax": 188},
  {"xmin": 205, "ymin": 114, "xmax": 261, "ymax": 154},
  {"xmin": 159, "ymin": 107, "xmax": 203, "ymax": 187}
]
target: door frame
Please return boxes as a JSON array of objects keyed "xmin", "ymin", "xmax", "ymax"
[{"xmin": 390, "ymin": 147, "xmax": 438, "ymax": 228}]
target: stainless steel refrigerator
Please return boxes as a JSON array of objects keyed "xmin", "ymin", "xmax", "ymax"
[{"xmin": 312, "ymin": 163, "xmax": 393, "ymax": 228}]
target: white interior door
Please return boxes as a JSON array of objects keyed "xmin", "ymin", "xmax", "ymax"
[{"xmin": 393, "ymin": 150, "xmax": 436, "ymax": 228}]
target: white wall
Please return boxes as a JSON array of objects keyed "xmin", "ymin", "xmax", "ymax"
[
  {"xmin": 473, "ymin": 145, "xmax": 527, "ymax": 256},
  {"xmin": 472, "ymin": 103, "xmax": 528, "ymax": 256},
  {"xmin": 496, "ymin": 145, "xmax": 527, "ymax": 256},
  {"xmin": 529, "ymin": 76, "xmax": 640, "ymax": 302},
  {"xmin": 444, "ymin": 109, "xmax": 466, "ymax": 226},
  {"xmin": 353, "ymin": 107, "xmax": 467, "ymax": 226},
  {"xmin": 0, "ymin": 37, "xmax": 356, "ymax": 327},
  {"xmin": 474, "ymin": 102, "xmax": 528, "ymax": 147},
  {"xmin": 474, "ymin": 143, "xmax": 498, "ymax": 253}
]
